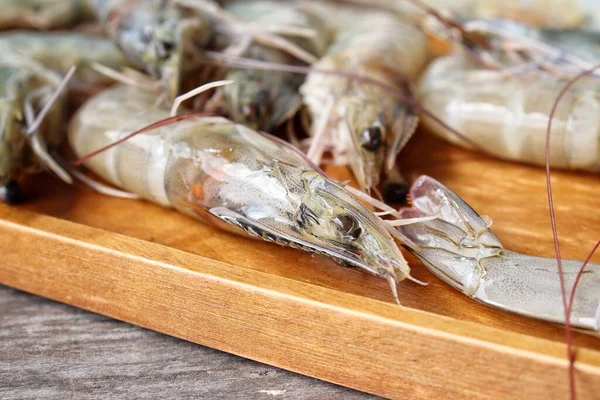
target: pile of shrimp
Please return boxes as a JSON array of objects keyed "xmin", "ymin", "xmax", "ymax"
[{"xmin": 0, "ymin": 0, "xmax": 598, "ymax": 397}]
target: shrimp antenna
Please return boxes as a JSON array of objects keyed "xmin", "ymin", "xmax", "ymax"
[
  {"xmin": 73, "ymin": 112, "xmax": 215, "ymax": 166},
  {"xmin": 170, "ymin": 80, "xmax": 233, "ymax": 116},
  {"xmin": 26, "ymin": 66, "xmax": 76, "ymax": 136},
  {"xmin": 175, "ymin": 0, "xmax": 317, "ymax": 64},
  {"xmin": 201, "ymin": 52, "xmax": 486, "ymax": 152},
  {"xmin": 90, "ymin": 62, "xmax": 160, "ymax": 91},
  {"xmin": 568, "ymin": 241, "xmax": 600, "ymax": 322},
  {"xmin": 545, "ymin": 62, "xmax": 600, "ymax": 400}
]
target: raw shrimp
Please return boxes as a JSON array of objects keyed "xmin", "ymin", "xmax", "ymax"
[
  {"xmin": 218, "ymin": 0, "xmax": 330, "ymax": 131},
  {"xmin": 301, "ymin": 7, "xmax": 428, "ymax": 192},
  {"xmin": 0, "ymin": 0, "xmax": 95, "ymax": 30},
  {"xmin": 393, "ymin": 176, "xmax": 599, "ymax": 335},
  {"xmin": 69, "ymin": 84, "xmax": 421, "ymax": 302},
  {"xmin": 417, "ymin": 54, "xmax": 600, "ymax": 171},
  {"xmin": 0, "ymin": 58, "xmax": 72, "ymax": 204}
]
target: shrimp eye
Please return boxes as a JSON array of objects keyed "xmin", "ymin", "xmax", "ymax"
[
  {"xmin": 360, "ymin": 126, "xmax": 383, "ymax": 152},
  {"xmin": 0, "ymin": 179, "xmax": 24, "ymax": 205},
  {"xmin": 156, "ymin": 40, "xmax": 174, "ymax": 59},
  {"xmin": 382, "ymin": 182, "xmax": 409, "ymax": 204},
  {"xmin": 333, "ymin": 214, "xmax": 362, "ymax": 239}
]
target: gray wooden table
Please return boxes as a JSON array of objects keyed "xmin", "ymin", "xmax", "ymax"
[{"xmin": 0, "ymin": 286, "xmax": 378, "ymax": 400}]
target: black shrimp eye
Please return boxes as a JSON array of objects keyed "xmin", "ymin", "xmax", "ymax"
[
  {"xmin": 0, "ymin": 179, "xmax": 25, "ymax": 205},
  {"xmin": 382, "ymin": 182, "xmax": 410, "ymax": 204},
  {"xmin": 155, "ymin": 40, "xmax": 174, "ymax": 59},
  {"xmin": 334, "ymin": 214, "xmax": 362, "ymax": 239},
  {"xmin": 360, "ymin": 126, "xmax": 383, "ymax": 152}
]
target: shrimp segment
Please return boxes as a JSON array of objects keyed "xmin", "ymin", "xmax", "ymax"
[
  {"xmin": 69, "ymin": 85, "xmax": 415, "ymax": 302},
  {"xmin": 417, "ymin": 54, "xmax": 600, "ymax": 171},
  {"xmin": 395, "ymin": 176, "xmax": 599, "ymax": 334}
]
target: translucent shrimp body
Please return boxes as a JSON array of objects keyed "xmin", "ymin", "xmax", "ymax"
[
  {"xmin": 418, "ymin": 54, "xmax": 600, "ymax": 171},
  {"xmin": 69, "ymin": 85, "xmax": 414, "ymax": 301},
  {"xmin": 301, "ymin": 8, "xmax": 428, "ymax": 191}
]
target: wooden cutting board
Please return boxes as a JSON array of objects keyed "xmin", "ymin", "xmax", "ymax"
[{"xmin": 1, "ymin": 131, "xmax": 599, "ymax": 399}]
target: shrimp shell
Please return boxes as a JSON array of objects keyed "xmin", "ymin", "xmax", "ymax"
[{"xmin": 418, "ymin": 54, "xmax": 600, "ymax": 171}]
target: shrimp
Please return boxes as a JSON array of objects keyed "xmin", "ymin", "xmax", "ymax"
[
  {"xmin": 217, "ymin": 0, "xmax": 330, "ymax": 131},
  {"xmin": 0, "ymin": 31, "xmax": 131, "ymax": 88},
  {"xmin": 300, "ymin": 7, "xmax": 429, "ymax": 192},
  {"xmin": 93, "ymin": 0, "xmax": 213, "ymax": 100},
  {"xmin": 68, "ymin": 84, "xmax": 420, "ymax": 302},
  {"xmin": 417, "ymin": 53, "xmax": 600, "ymax": 171},
  {"xmin": 0, "ymin": 58, "xmax": 72, "ymax": 204},
  {"xmin": 393, "ymin": 175, "xmax": 599, "ymax": 335},
  {"xmin": 0, "ymin": 0, "xmax": 95, "ymax": 30}
]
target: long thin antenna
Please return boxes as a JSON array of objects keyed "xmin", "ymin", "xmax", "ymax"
[
  {"xmin": 170, "ymin": 80, "xmax": 233, "ymax": 116},
  {"xmin": 74, "ymin": 112, "xmax": 215, "ymax": 166},
  {"xmin": 545, "ymin": 62, "xmax": 600, "ymax": 400},
  {"xmin": 26, "ymin": 66, "xmax": 76, "ymax": 136}
]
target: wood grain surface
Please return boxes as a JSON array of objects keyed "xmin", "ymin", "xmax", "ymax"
[
  {"xmin": 0, "ymin": 286, "xmax": 374, "ymax": 400},
  {"xmin": 0, "ymin": 132, "xmax": 599, "ymax": 399}
]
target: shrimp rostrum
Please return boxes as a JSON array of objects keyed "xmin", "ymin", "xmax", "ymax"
[
  {"xmin": 69, "ymin": 85, "xmax": 421, "ymax": 302},
  {"xmin": 394, "ymin": 176, "xmax": 599, "ymax": 335}
]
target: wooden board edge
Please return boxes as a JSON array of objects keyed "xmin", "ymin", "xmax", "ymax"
[{"xmin": 1, "ymin": 208, "xmax": 599, "ymax": 399}]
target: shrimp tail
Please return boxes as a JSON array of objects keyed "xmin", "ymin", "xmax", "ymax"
[{"xmin": 395, "ymin": 176, "xmax": 600, "ymax": 334}]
